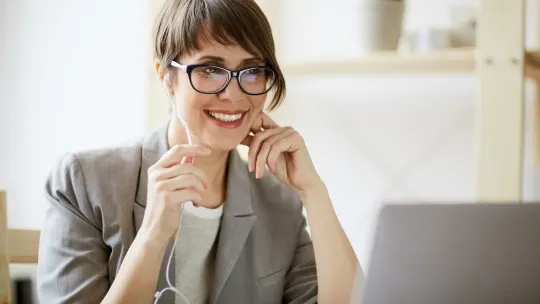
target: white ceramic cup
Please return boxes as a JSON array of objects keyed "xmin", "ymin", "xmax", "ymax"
[{"xmin": 357, "ymin": 0, "xmax": 405, "ymax": 54}]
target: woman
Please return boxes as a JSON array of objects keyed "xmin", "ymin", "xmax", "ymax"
[{"xmin": 37, "ymin": 0, "xmax": 362, "ymax": 303}]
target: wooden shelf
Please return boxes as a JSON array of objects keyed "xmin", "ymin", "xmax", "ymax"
[
  {"xmin": 281, "ymin": 46, "xmax": 540, "ymax": 170},
  {"xmin": 282, "ymin": 47, "xmax": 540, "ymax": 79}
]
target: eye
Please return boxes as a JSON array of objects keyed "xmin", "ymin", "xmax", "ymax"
[
  {"xmin": 245, "ymin": 68, "xmax": 263, "ymax": 75},
  {"xmin": 195, "ymin": 66, "xmax": 226, "ymax": 79},
  {"xmin": 204, "ymin": 67, "xmax": 219, "ymax": 74}
]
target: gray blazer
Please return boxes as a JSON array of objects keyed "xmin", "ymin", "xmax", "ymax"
[{"xmin": 37, "ymin": 123, "xmax": 317, "ymax": 304}]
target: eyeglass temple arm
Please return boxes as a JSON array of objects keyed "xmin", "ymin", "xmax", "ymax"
[{"xmin": 171, "ymin": 61, "xmax": 187, "ymax": 71}]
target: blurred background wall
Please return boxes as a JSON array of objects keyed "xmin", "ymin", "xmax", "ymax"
[
  {"xmin": 1, "ymin": 0, "xmax": 149, "ymax": 300},
  {"xmin": 0, "ymin": 0, "xmax": 149, "ymax": 230},
  {"xmin": 2, "ymin": 0, "xmax": 540, "ymax": 301}
]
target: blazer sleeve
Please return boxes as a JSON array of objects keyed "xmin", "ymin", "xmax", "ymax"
[
  {"xmin": 37, "ymin": 153, "xmax": 110, "ymax": 304},
  {"xmin": 283, "ymin": 215, "xmax": 318, "ymax": 303}
]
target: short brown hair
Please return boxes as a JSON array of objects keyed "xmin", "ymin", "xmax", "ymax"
[{"xmin": 153, "ymin": 0, "xmax": 286, "ymax": 111}]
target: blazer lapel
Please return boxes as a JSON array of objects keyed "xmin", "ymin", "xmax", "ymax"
[
  {"xmin": 133, "ymin": 121, "xmax": 170, "ymax": 232},
  {"xmin": 133, "ymin": 121, "xmax": 175, "ymax": 302},
  {"xmin": 132, "ymin": 123, "xmax": 256, "ymax": 304},
  {"xmin": 210, "ymin": 150, "xmax": 257, "ymax": 304}
]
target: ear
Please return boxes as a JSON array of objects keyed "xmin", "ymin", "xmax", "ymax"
[
  {"xmin": 155, "ymin": 59, "xmax": 176, "ymax": 97},
  {"xmin": 154, "ymin": 59, "xmax": 165, "ymax": 82}
]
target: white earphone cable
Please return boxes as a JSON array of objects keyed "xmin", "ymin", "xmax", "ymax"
[{"xmin": 154, "ymin": 76, "xmax": 193, "ymax": 304}]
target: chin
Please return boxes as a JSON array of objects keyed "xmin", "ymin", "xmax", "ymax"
[
  {"xmin": 204, "ymin": 136, "xmax": 243, "ymax": 152},
  {"xmin": 199, "ymin": 108, "xmax": 253, "ymax": 152}
]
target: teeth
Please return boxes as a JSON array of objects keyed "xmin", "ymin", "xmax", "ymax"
[{"xmin": 208, "ymin": 111, "xmax": 243, "ymax": 122}]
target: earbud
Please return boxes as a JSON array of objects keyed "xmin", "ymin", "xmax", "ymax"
[{"xmin": 154, "ymin": 71, "xmax": 194, "ymax": 304}]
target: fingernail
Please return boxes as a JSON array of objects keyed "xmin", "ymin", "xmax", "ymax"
[
  {"xmin": 202, "ymin": 148, "xmax": 211, "ymax": 155},
  {"xmin": 248, "ymin": 162, "xmax": 253, "ymax": 172}
]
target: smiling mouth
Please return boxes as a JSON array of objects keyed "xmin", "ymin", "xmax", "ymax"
[{"xmin": 205, "ymin": 110, "xmax": 247, "ymax": 122}]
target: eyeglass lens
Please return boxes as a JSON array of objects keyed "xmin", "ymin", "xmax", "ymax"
[{"xmin": 190, "ymin": 66, "xmax": 275, "ymax": 94}]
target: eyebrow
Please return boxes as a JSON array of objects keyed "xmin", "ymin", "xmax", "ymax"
[{"xmin": 196, "ymin": 55, "xmax": 264, "ymax": 66}]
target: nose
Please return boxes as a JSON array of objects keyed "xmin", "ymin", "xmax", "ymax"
[{"xmin": 218, "ymin": 76, "xmax": 245, "ymax": 102}]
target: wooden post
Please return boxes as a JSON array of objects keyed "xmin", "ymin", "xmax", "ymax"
[
  {"xmin": 536, "ymin": 0, "xmax": 540, "ymax": 165},
  {"xmin": 476, "ymin": 0, "xmax": 526, "ymax": 202},
  {"xmin": 0, "ymin": 191, "xmax": 11, "ymax": 304},
  {"xmin": 535, "ymin": 77, "xmax": 540, "ymax": 165},
  {"xmin": 7, "ymin": 229, "xmax": 40, "ymax": 264}
]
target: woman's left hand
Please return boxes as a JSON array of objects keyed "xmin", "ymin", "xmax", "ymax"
[{"xmin": 241, "ymin": 112, "xmax": 324, "ymax": 196}]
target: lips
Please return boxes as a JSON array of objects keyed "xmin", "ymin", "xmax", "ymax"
[
  {"xmin": 204, "ymin": 109, "xmax": 247, "ymax": 128},
  {"xmin": 206, "ymin": 110, "xmax": 244, "ymax": 122}
]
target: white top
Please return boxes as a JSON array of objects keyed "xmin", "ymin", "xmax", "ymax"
[{"xmin": 174, "ymin": 202, "xmax": 223, "ymax": 304}]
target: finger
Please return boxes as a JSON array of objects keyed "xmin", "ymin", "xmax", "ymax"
[
  {"xmin": 255, "ymin": 128, "xmax": 295, "ymax": 178},
  {"xmin": 244, "ymin": 113, "xmax": 279, "ymax": 147},
  {"xmin": 260, "ymin": 113, "xmax": 279, "ymax": 130},
  {"xmin": 151, "ymin": 163, "xmax": 208, "ymax": 185},
  {"xmin": 250, "ymin": 114, "xmax": 263, "ymax": 133},
  {"xmin": 247, "ymin": 127, "xmax": 289, "ymax": 172},
  {"xmin": 155, "ymin": 144, "xmax": 211, "ymax": 168},
  {"xmin": 168, "ymin": 189, "xmax": 203, "ymax": 205},
  {"xmin": 262, "ymin": 128, "xmax": 297, "ymax": 174},
  {"xmin": 250, "ymin": 112, "xmax": 279, "ymax": 133},
  {"xmin": 157, "ymin": 174, "xmax": 206, "ymax": 193},
  {"xmin": 266, "ymin": 130, "xmax": 299, "ymax": 172}
]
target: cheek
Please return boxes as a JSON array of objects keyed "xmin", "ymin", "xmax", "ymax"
[
  {"xmin": 249, "ymin": 96, "xmax": 266, "ymax": 112},
  {"xmin": 246, "ymin": 98, "xmax": 265, "ymax": 123},
  {"xmin": 179, "ymin": 89, "xmax": 207, "ymax": 114}
]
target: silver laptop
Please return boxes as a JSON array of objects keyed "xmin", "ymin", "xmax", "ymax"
[{"xmin": 360, "ymin": 203, "xmax": 540, "ymax": 304}]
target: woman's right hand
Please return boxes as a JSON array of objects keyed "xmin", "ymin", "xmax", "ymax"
[{"xmin": 139, "ymin": 144, "xmax": 210, "ymax": 246}]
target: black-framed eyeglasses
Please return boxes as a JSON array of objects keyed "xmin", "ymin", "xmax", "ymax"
[{"xmin": 171, "ymin": 61, "xmax": 277, "ymax": 95}]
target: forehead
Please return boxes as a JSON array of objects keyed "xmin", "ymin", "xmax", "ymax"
[
  {"xmin": 199, "ymin": 36, "xmax": 254, "ymax": 59},
  {"xmin": 180, "ymin": 25, "xmax": 264, "ymax": 65}
]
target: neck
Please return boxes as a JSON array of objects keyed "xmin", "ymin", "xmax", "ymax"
[{"xmin": 167, "ymin": 119, "xmax": 229, "ymax": 207}]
